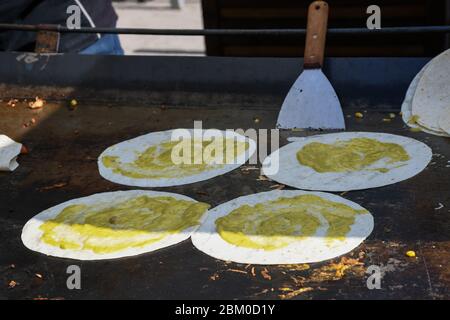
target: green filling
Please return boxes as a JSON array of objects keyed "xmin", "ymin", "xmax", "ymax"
[
  {"xmin": 216, "ymin": 194, "xmax": 368, "ymax": 251},
  {"xmin": 40, "ymin": 196, "xmax": 210, "ymax": 254},
  {"xmin": 297, "ymin": 138, "xmax": 410, "ymax": 173},
  {"xmin": 102, "ymin": 138, "xmax": 249, "ymax": 179}
]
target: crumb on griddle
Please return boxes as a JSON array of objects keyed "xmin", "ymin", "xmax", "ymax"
[{"xmin": 28, "ymin": 97, "xmax": 46, "ymax": 109}]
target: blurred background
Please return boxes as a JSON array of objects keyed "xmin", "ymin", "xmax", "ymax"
[
  {"xmin": 114, "ymin": 0, "xmax": 205, "ymax": 56},
  {"xmin": 114, "ymin": 0, "xmax": 449, "ymax": 57}
]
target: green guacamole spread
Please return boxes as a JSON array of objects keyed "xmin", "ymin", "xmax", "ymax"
[
  {"xmin": 297, "ymin": 138, "xmax": 409, "ymax": 173},
  {"xmin": 216, "ymin": 194, "xmax": 368, "ymax": 250},
  {"xmin": 40, "ymin": 196, "xmax": 210, "ymax": 254},
  {"xmin": 102, "ymin": 138, "xmax": 249, "ymax": 179}
]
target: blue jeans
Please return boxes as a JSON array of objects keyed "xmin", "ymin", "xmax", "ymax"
[{"xmin": 79, "ymin": 34, "xmax": 124, "ymax": 55}]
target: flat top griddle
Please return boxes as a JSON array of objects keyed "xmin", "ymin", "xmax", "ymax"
[{"xmin": 0, "ymin": 53, "xmax": 448, "ymax": 300}]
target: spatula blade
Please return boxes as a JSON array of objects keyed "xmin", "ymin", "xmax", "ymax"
[{"xmin": 276, "ymin": 69, "xmax": 345, "ymax": 130}]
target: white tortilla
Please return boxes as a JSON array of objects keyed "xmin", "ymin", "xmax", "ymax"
[
  {"xmin": 412, "ymin": 49, "xmax": 450, "ymax": 133},
  {"xmin": 0, "ymin": 135, "xmax": 22, "ymax": 171},
  {"xmin": 262, "ymin": 132, "xmax": 432, "ymax": 192},
  {"xmin": 98, "ymin": 129, "xmax": 257, "ymax": 187},
  {"xmin": 22, "ymin": 190, "xmax": 210, "ymax": 260},
  {"xmin": 401, "ymin": 59, "xmax": 449, "ymax": 137},
  {"xmin": 192, "ymin": 190, "xmax": 374, "ymax": 265}
]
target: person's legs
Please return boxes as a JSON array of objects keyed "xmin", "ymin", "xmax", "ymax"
[{"xmin": 79, "ymin": 34, "xmax": 124, "ymax": 55}]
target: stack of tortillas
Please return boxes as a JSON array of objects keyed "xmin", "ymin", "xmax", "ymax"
[{"xmin": 402, "ymin": 49, "xmax": 450, "ymax": 136}]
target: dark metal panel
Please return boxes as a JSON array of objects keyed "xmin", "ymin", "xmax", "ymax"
[{"xmin": 0, "ymin": 53, "xmax": 429, "ymax": 109}]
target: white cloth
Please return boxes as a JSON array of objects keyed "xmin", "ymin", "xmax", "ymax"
[{"xmin": 0, "ymin": 135, "xmax": 22, "ymax": 171}]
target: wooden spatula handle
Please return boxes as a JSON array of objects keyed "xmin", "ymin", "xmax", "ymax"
[{"xmin": 304, "ymin": 1, "xmax": 329, "ymax": 69}]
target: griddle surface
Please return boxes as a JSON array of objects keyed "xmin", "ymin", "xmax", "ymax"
[{"xmin": 0, "ymin": 101, "xmax": 449, "ymax": 300}]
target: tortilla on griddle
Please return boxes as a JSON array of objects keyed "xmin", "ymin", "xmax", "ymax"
[
  {"xmin": 400, "ymin": 62, "xmax": 449, "ymax": 137},
  {"xmin": 262, "ymin": 132, "xmax": 432, "ymax": 192},
  {"xmin": 22, "ymin": 190, "xmax": 210, "ymax": 260},
  {"xmin": 412, "ymin": 49, "xmax": 450, "ymax": 133},
  {"xmin": 0, "ymin": 135, "xmax": 22, "ymax": 171},
  {"xmin": 98, "ymin": 129, "xmax": 257, "ymax": 187},
  {"xmin": 191, "ymin": 190, "xmax": 373, "ymax": 265}
]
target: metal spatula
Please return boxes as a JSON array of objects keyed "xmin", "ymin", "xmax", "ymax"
[{"xmin": 276, "ymin": 1, "xmax": 345, "ymax": 130}]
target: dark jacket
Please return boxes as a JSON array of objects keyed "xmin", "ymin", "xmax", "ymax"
[{"xmin": 0, "ymin": 0, "xmax": 118, "ymax": 52}]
